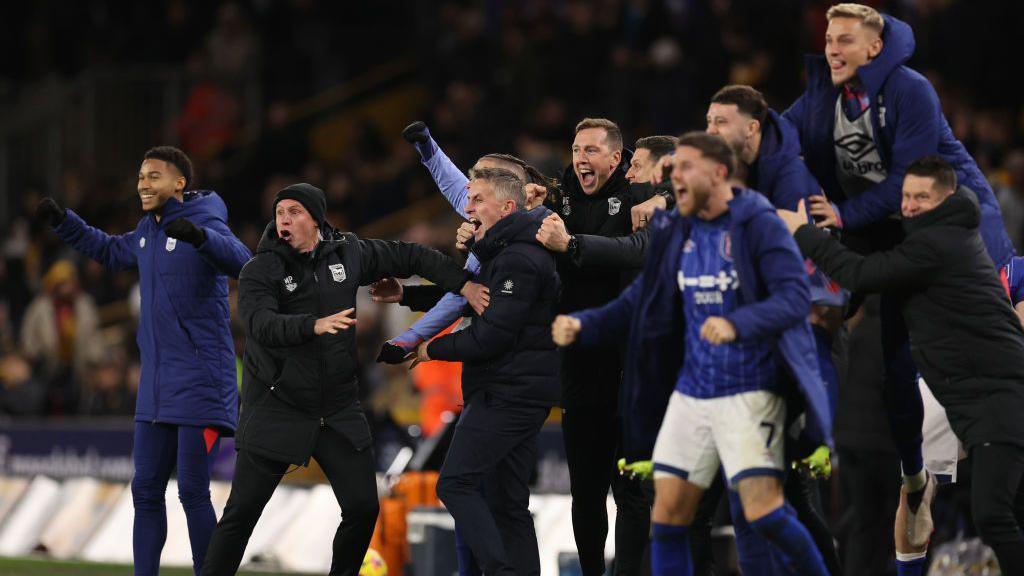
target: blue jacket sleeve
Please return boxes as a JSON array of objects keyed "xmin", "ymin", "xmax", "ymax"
[
  {"xmin": 837, "ymin": 79, "xmax": 942, "ymax": 230},
  {"xmin": 390, "ymin": 253, "xmax": 481, "ymax": 349},
  {"xmin": 422, "ymin": 137, "xmax": 471, "ymax": 219},
  {"xmin": 782, "ymin": 92, "xmax": 809, "ymax": 147},
  {"xmin": 770, "ymin": 159, "xmax": 821, "ymax": 211},
  {"xmin": 54, "ymin": 209, "xmax": 138, "ymax": 271},
  {"xmin": 726, "ymin": 212, "xmax": 810, "ymax": 341},
  {"xmin": 196, "ymin": 218, "xmax": 252, "ymax": 279},
  {"xmin": 571, "ymin": 272, "xmax": 644, "ymax": 349}
]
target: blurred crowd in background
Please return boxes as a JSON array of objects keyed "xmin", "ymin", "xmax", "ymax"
[{"xmin": 1, "ymin": 0, "xmax": 1023, "ymax": 458}]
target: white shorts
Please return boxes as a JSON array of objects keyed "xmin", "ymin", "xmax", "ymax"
[
  {"xmin": 652, "ymin": 390, "xmax": 786, "ymax": 488},
  {"xmin": 920, "ymin": 377, "xmax": 965, "ymax": 483}
]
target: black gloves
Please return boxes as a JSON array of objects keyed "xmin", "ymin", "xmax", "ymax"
[
  {"xmin": 401, "ymin": 121, "xmax": 429, "ymax": 144},
  {"xmin": 164, "ymin": 218, "xmax": 206, "ymax": 247},
  {"xmin": 36, "ymin": 198, "xmax": 66, "ymax": 227},
  {"xmin": 377, "ymin": 341, "xmax": 413, "ymax": 364},
  {"xmin": 401, "ymin": 121, "xmax": 436, "ymax": 161}
]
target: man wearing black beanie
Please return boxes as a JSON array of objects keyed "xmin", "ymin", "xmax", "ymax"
[{"xmin": 203, "ymin": 183, "xmax": 487, "ymax": 576}]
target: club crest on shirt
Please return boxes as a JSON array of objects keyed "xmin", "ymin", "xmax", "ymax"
[
  {"xmin": 608, "ymin": 197, "xmax": 621, "ymax": 215},
  {"xmin": 329, "ymin": 263, "xmax": 346, "ymax": 283},
  {"xmin": 139, "ymin": 237, "xmax": 146, "ymax": 248},
  {"xmin": 719, "ymin": 232, "xmax": 733, "ymax": 262},
  {"xmin": 283, "ymin": 276, "xmax": 297, "ymax": 292},
  {"xmin": 562, "ymin": 196, "xmax": 571, "ymax": 216},
  {"xmin": 165, "ymin": 238, "xmax": 177, "ymax": 252},
  {"xmin": 683, "ymin": 239, "xmax": 695, "ymax": 253}
]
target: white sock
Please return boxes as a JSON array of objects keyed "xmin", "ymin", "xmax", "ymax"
[{"xmin": 896, "ymin": 550, "xmax": 927, "ymax": 562}]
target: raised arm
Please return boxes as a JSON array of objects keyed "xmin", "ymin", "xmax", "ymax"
[
  {"xmin": 357, "ymin": 237, "xmax": 469, "ymax": 294},
  {"xmin": 49, "ymin": 203, "xmax": 139, "ymax": 271},
  {"xmin": 403, "ymin": 121, "xmax": 472, "ymax": 218}
]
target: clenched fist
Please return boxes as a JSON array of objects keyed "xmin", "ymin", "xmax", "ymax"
[
  {"xmin": 536, "ymin": 213, "xmax": 570, "ymax": 252},
  {"xmin": 455, "ymin": 221, "xmax": 477, "ymax": 252},
  {"xmin": 551, "ymin": 315, "xmax": 582, "ymax": 346},
  {"xmin": 699, "ymin": 317, "xmax": 736, "ymax": 345}
]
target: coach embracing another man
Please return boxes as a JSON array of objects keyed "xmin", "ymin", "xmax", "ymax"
[{"xmin": 202, "ymin": 183, "xmax": 484, "ymax": 575}]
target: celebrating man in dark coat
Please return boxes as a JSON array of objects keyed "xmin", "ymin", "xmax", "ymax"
[
  {"xmin": 779, "ymin": 156, "xmax": 1024, "ymax": 574},
  {"xmin": 202, "ymin": 183, "xmax": 480, "ymax": 576}
]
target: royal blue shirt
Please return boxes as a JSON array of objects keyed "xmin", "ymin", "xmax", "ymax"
[{"xmin": 676, "ymin": 213, "xmax": 777, "ymax": 398}]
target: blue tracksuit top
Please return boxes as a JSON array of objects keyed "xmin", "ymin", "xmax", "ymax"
[
  {"xmin": 571, "ymin": 190, "xmax": 832, "ymax": 460},
  {"xmin": 784, "ymin": 13, "xmax": 1014, "ymax": 267},
  {"xmin": 54, "ymin": 191, "xmax": 251, "ymax": 431}
]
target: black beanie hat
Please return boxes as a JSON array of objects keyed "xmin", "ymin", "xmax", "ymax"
[{"xmin": 274, "ymin": 183, "xmax": 327, "ymax": 226}]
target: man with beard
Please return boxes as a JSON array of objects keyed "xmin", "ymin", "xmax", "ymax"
[
  {"xmin": 36, "ymin": 146, "xmax": 251, "ymax": 576},
  {"xmin": 553, "ymin": 133, "xmax": 832, "ymax": 576}
]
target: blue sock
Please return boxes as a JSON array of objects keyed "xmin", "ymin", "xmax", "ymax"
[
  {"xmin": 651, "ymin": 522, "xmax": 691, "ymax": 576},
  {"xmin": 896, "ymin": 556, "xmax": 926, "ymax": 576},
  {"xmin": 749, "ymin": 506, "xmax": 828, "ymax": 576},
  {"xmin": 728, "ymin": 490, "xmax": 793, "ymax": 575}
]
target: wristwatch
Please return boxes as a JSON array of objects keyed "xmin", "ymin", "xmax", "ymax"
[{"xmin": 566, "ymin": 234, "xmax": 579, "ymax": 258}]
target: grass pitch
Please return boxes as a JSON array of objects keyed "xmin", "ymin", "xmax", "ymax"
[{"xmin": 0, "ymin": 557, "xmax": 317, "ymax": 575}]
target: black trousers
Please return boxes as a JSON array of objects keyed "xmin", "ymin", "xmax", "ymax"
[
  {"xmin": 838, "ymin": 448, "xmax": 899, "ymax": 576},
  {"xmin": 970, "ymin": 443, "xmax": 1024, "ymax": 576},
  {"xmin": 201, "ymin": 426, "xmax": 379, "ymax": 576},
  {"xmin": 437, "ymin": 392, "xmax": 550, "ymax": 576},
  {"xmin": 562, "ymin": 404, "xmax": 654, "ymax": 575}
]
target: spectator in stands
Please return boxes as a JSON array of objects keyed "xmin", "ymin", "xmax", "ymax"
[
  {"xmin": 0, "ymin": 352, "xmax": 46, "ymax": 416},
  {"xmin": 19, "ymin": 259, "xmax": 104, "ymax": 413}
]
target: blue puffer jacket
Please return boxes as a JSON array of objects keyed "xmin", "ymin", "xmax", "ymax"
[
  {"xmin": 55, "ymin": 191, "xmax": 251, "ymax": 431},
  {"xmin": 783, "ymin": 14, "xmax": 1015, "ymax": 267},
  {"xmin": 572, "ymin": 190, "xmax": 832, "ymax": 461}
]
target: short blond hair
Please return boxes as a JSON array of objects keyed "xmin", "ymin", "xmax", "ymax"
[
  {"xmin": 574, "ymin": 118, "xmax": 623, "ymax": 151},
  {"xmin": 826, "ymin": 3, "xmax": 884, "ymax": 34}
]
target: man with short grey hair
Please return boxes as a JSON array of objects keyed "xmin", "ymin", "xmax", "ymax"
[{"xmin": 414, "ymin": 167, "xmax": 561, "ymax": 576}]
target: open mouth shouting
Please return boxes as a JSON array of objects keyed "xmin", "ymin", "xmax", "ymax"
[{"xmin": 577, "ymin": 166, "xmax": 596, "ymax": 191}]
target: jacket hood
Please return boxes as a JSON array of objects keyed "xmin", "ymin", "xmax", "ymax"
[
  {"xmin": 472, "ymin": 206, "xmax": 548, "ymax": 262},
  {"xmin": 727, "ymin": 187, "xmax": 780, "ymax": 225},
  {"xmin": 903, "ymin": 185, "xmax": 981, "ymax": 236},
  {"xmin": 757, "ymin": 109, "xmax": 803, "ymax": 180},
  {"xmin": 158, "ymin": 190, "xmax": 228, "ymax": 222},
  {"xmin": 560, "ymin": 147, "xmax": 634, "ymax": 201},
  {"xmin": 805, "ymin": 14, "xmax": 915, "ymax": 98}
]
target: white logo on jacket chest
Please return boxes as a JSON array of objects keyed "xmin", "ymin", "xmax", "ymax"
[
  {"xmin": 329, "ymin": 264, "xmax": 346, "ymax": 283},
  {"xmin": 165, "ymin": 238, "xmax": 177, "ymax": 252},
  {"xmin": 284, "ymin": 276, "xmax": 297, "ymax": 292},
  {"xmin": 501, "ymin": 280, "xmax": 514, "ymax": 294},
  {"xmin": 139, "ymin": 237, "xmax": 146, "ymax": 248},
  {"xmin": 608, "ymin": 197, "xmax": 621, "ymax": 215}
]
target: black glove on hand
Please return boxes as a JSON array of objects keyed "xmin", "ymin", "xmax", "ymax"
[
  {"xmin": 377, "ymin": 341, "xmax": 412, "ymax": 364},
  {"xmin": 36, "ymin": 198, "xmax": 66, "ymax": 227},
  {"xmin": 164, "ymin": 218, "xmax": 206, "ymax": 246},
  {"xmin": 401, "ymin": 121, "xmax": 436, "ymax": 161},
  {"xmin": 401, "ymin": 121, "xmax": 429, "ymax": 144}
]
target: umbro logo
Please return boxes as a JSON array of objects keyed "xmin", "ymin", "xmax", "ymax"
[{"xmin": 835, "ymin": 133, "xmax": 876, "ymax": 162}]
